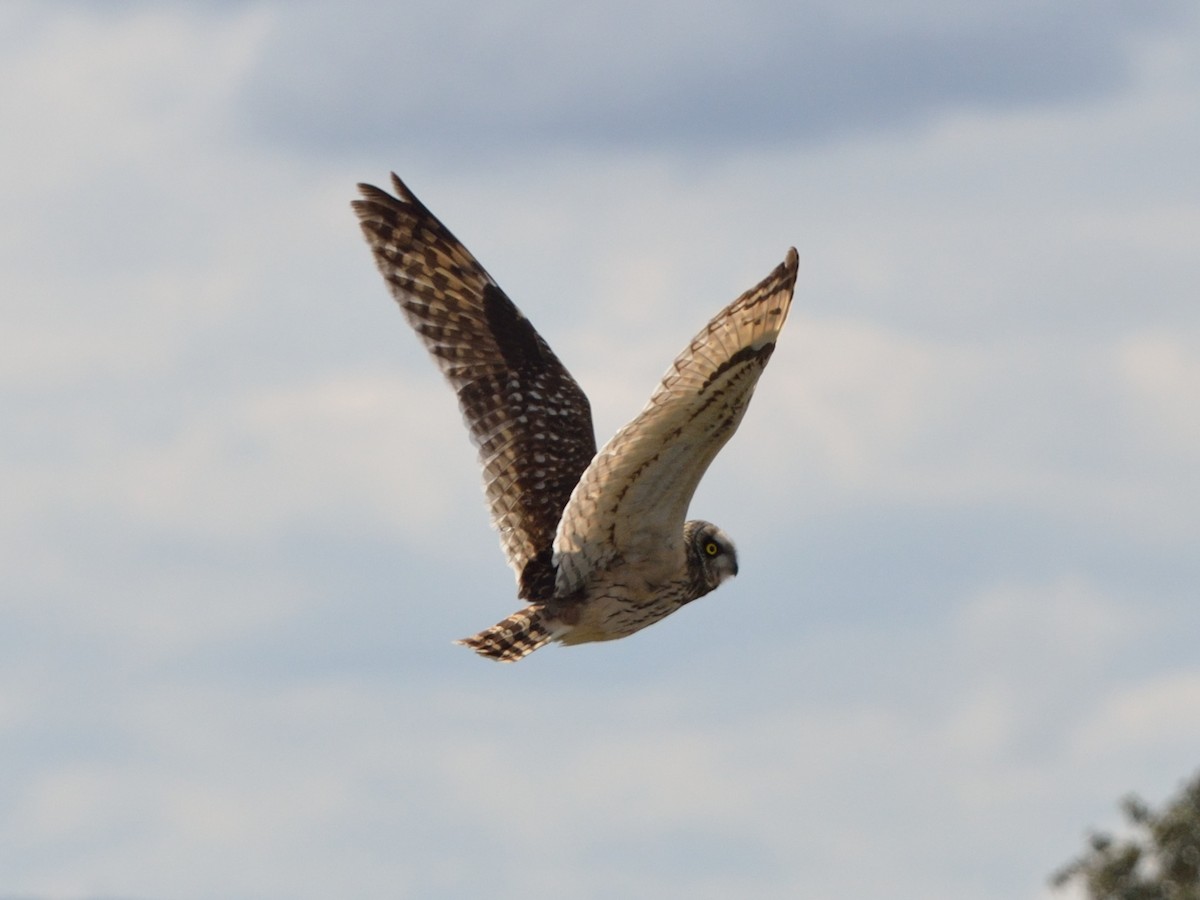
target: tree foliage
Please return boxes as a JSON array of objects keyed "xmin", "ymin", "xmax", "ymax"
[{"xmin": 1052, "ymin": 771, "xmax": 1200, "ymax": 899}]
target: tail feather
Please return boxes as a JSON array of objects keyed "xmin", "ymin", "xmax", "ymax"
[{"xmin": 456, "ymin": 606, "xmax": 555, "ymax": 662}]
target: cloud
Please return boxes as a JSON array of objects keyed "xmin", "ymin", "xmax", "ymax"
[
  {"xmin": 234, "ymin": 0, "xmax": 1193, "ymax": 157},
  {"xmin": 1119, "ymin": 331, "xmax": 1200, "ymax": 456},
  {"xmin": 1069, "ymin": 671, "xmax": 1200, "ymax": 757}
]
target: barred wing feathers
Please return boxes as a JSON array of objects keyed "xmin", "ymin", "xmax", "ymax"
[
  {"xmin": 553, "ymin": 248, "xmax": 798, "ymax": 594},
  {"xmin": 352, "ymin": 175, "xmax": 597, "ymax": 599}
]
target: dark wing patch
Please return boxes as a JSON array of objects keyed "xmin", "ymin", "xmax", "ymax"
[
  {"xmin": 700, "ymin": 342, "xmax": 775, "ymax": 392},
  {"xmin": 482, "ymin": 284, "xmax": 552, "ymax": 369},
  {"xmin": 352, "ymin": 175, "xmax": 598, "ymax": 594}
]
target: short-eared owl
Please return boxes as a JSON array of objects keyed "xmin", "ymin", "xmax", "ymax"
[{"xmin": 352, "ymin": 175, "xmax": 797, "ymax": 661}]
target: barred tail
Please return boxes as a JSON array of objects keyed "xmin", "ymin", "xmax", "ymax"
[{"xmin": 455, "ymin": 606, "xmax": 555, "ymax": 662}]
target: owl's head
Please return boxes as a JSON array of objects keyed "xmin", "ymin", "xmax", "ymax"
[{"xmin": 684, "ymin": 519, "xmax": 739, "ymax": 596}]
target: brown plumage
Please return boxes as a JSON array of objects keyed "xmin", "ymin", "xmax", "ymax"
[{"xmin": 353, "ymin": 174, "xmax": 796, "ymax": 661}]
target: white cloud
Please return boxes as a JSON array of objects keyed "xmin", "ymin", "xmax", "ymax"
[
  {"xmin": 1069, "ymin": 671, "xmax": 1200, "ymax": 759},
  {"xmin": 0, "ymin": 5, "xmax": 270, "ymax": 193},
  {"xmin": 236, "ymin": 0, "xmax": 1194, "ymax": 155},
  {"xmin": 954, "ymin": 577, "xmax": 1142, "ymax": 670},
  {"xmin": 1119, "ymin": 331, "xmax": 1200, "ymax": 454}
]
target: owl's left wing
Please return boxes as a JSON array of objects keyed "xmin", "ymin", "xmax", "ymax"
[
  {"xmin": 553, "ymin": 248, "xmax": 798, "ymax": 594},
  {"xmin": 353, "ymin": 175, "xmax": 598, "ymax": 600}
]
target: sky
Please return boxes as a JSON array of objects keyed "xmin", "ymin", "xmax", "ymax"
[{"xmin": 2, "ymin": 1, "xmax": 1199, "ymax": 898}]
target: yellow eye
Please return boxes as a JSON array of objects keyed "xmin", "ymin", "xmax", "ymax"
[{"xmin": 705, "ymin": 541, "xmax": 720, "ymax": 556}]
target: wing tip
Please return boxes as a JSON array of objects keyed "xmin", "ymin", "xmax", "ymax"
[
  {"xmin": 777, "ymin": 247, "xmax": 799, "ymax": 289},
  {"xmin": 350, "ymin": 173, "xmax": 421, "ymax": 219}
]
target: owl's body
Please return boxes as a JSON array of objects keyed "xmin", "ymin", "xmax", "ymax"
[
  {"xmin": 468, "ymin": 519, "xmax": 738, "ymax": 660},
  {"xmin": 352, "ymin": 175, "xmax": 796, "ymax": 661}
]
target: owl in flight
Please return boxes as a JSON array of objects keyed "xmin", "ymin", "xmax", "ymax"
[{"xmin": 352, "ymin": 175, "xmax": 797, "ymax": 661}]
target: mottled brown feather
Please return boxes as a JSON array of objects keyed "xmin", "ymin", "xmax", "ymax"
[{"xmin": 352, "ymin": 175, "xmax": 597, "ymax": 599}]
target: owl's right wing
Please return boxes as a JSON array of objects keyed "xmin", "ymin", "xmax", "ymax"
[
  {"xmin": 554, "ymin": 249, "xmax": 798, "ymax": 595},
  {"xmin": 352, "ymin": 175, "xmax": 598, "ymax": 599}
]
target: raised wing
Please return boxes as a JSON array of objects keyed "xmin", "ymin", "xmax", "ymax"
[
  {"xmin": 553, "ymin": 248, "xmax": 798, "ymax": 594},
  {"xmin": 352, "ymin": 175, "xmax": 597, "ymax": 599}
]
